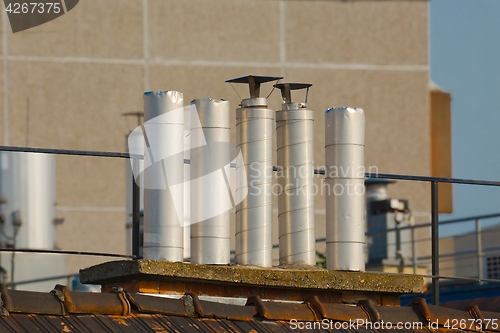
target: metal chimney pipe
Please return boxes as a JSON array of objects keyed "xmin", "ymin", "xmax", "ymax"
[
  {"xmin": 143, "ymin": 90, "xmax": 184, "ymax": 261},
  {"xmin": 325, "ymin": 107, "xmax": 365, "ymax": 271},
  {"xmin": 225, "ymin": 75, "xmax": 283, "ymax": 266},
  {"xmin": 275, "ymin": 83, "xmax": 315, "ymax": 265},
  {"xmin": 190, "ymin": 98, "xmax": 231, "ymax": 264},
  {"xmin": 0, "ymin": 152, "xmax": 56, "ymax": 249}
]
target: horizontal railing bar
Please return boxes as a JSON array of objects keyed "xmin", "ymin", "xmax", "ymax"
[
  {"xmin": 0, "ymin": 145, "xmax": 138, "ymax": 159},
  {"xmin": 417, "ymin": 245, "xmax": 500, "ymax": 261},
  {"xmin": 2, "ymin": 146, "xmax": 500, "ymax": 186},
  {"xmin": 366, "ymin": 213, "xmax": 500, "ymax": 235},
  {"xmin": 365, "ymin": 172, "xmax": 500, "ymax": 186},
  {"xmin": 419, "ymin": 249, "xmax": 479, "ymax": 260},
  {"xmin": 0, "ymin": 248, "xmax": 135, "ymax": 258},
  {"xmin": 420, "ymin": 274, "xmax": 500, "ymax": 284},
  {"xmin": 438, "ymin": 213, "xmax": 500, "ymax": 224},
  {"xmin": 6, "ymin": 274, "xmax": 80, "ymax": 287}
]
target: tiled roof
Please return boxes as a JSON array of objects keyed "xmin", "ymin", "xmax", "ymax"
[{"xmin": 0, "ymin": 284, "xmax": 499, "ymax": 332}]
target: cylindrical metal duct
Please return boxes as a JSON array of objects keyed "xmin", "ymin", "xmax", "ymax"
[
  {"xmin": 0, "ymin": 152, "xmax": 56, "ymax": 249},
  {"xmin": 226, "ymin": 75, "xmax": 282, "ymax": 266},
  {"xmin": 275, "ymin": 83, "xmax": 315, "ymax": 265},
  {"xmin": 325, "ymin": 107, "xmax": 365, "ymax": 271},
  {"xmin": 143, "ymin": 90, "xmax": 184, "ymax": 261},
  {"xmin": 190, "ymin": 98, "xmax": 231, "ymax": 264}
]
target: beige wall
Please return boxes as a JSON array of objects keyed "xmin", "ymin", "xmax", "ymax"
[{"xmin": 1, "ymin": 0, "xmax": 430, "ymax": 276}]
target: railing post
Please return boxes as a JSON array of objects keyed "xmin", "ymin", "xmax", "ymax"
[
  {"xmin": 132, "ymin": 160, "xmax": 140, "ymax": 259},
  {"xmin": 411, "ymin": 219, "xmax": 417, "ymax": 275},
  {"xmin": 431, "ymin": 181, "xmax": 439, "ymax": 305},
  {"xmin": 476, "ymin": 219, "xmax": 483, "ymax": 283}
]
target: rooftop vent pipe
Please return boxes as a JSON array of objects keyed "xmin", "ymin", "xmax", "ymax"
[
  {"xmin": 225, "ymin": 75, "xmax": 283, "ymax": 267},
  {"xmin": 325, "ymin": 107, "xmax": 365, "ymax": 271},
  {"xmin": 190, "ymin": 98, "xmax": 231, "ymax": 264},
  {"xmin": 275, "ymin": 83, "xmax": 315, "ymax": 265},
  {"xmin": 143, "ymin": 90, "xmax": 184, "ymax": 261},
  {"xmin": 0, "ymin": 152, "xmax": 56, "ymax": 249}
]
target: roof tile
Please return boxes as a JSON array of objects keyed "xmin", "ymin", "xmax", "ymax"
[
  {"xmin": 246, "ymin": 295, "xmax": 317, "ymax": 321},
  {"xmin": 53, "ymin": 284, "xmax": 130, "ymax": 316},
  {"xmin": 0, "ymin": 285, "xmax": 65, "ymax": 316},
  {"xmin": 187, "ymin": 293, "xmax": 257, "ymax": 321},
  {"xmin": 127, "ymin": 292, "xmax": 193, "ymax": 317},
  {"xmin": 1, "ymin": 284, "xmax": 500, "ymax": 332},
  {"xmin": 306, "ymin": 296, "xmax": 368, "ymax": 322}
]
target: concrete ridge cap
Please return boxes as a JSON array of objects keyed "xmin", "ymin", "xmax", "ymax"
[{"xmin": 80, "ymin": 260, "xmax": 424, "ymax": 294}]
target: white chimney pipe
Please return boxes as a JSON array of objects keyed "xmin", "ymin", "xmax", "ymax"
[
  {"xmin": 190, "ymin": 98, "xmax": 231, "ymax": 264},
  {"xmin": 226, "ymin": 75, "xmax": 282, "ymax": 266},
  {"xmin": 0, "ymin": 152, "xmax": 56, "ymax": 249},
  {"xmin": 275, "ymin": 83, "xmax": 315, "ymax": 265},
  {"xmin": 325, "ymin": 107, "xmax": 365, "ymax": 271},
  {"xmin": 143, "ymin": 90, "xmax": 184, "ymax": 261}
]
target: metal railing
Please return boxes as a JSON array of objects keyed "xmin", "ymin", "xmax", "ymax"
[
  {"xmin": 362, "ymin": 174, "xmax": 500, "ymax": 305},
  {"xmin": 369, "ymin": 212, "xmax": 500, "ymax": 279},
  {"xmin": 1, "ymin": 146, "xmax": 500, "ymax": 305},
  {"xmin": 365, "ymin": 214, "xmax": 500, "ymax": 303}
]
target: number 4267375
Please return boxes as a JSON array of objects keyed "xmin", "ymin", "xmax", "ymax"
[{"xmin": 5, "ymin": 2, "xmax": 62, "ymax": 14}]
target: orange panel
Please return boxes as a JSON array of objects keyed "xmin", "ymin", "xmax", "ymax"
[{"xmin": 430, "ymin": 89, "xmax": 453, "ymax": 213}]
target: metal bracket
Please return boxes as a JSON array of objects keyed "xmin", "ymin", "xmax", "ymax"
[
  {"xmin": 0, "ymin": 290, "xmax": 8, "ymax": 317},
  {"xmin": 357, "ymin": 299, "xmax": 381, "ymax": 322},
  {"xmin": 181, "ymin": 294, "xmax": 196, "ymax": 317}
]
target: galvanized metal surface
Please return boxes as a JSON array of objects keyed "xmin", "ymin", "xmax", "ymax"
[
  {"xmin": 0, "ymin": 152, "xmax": 56, "ymax": 249},
  {"xmin": 235, "ymin": 104, "xmax": 275, "ymax": 266},
  {"xmin": 143, "ymin": 90, "xmax": 184, "ymax": 261},
  {"xmin": 190, "ymin": 98, "xmax": 231, "ymax": 264},
  {"xmin": 230, "ymin": 75, "xmax": 279, "ymax": 267},
  {"xmin": 325, "ymin": 107, "xmax": 366, "ymax": 271},
  {"xmin": 275, "ymin": 83, "xmax": 315, "ymax": 266}
]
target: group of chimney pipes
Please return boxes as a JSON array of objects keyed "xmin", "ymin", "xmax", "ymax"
[{"xmin": 139, "ymin": 75, "xmax": 365, "ymax": 272}]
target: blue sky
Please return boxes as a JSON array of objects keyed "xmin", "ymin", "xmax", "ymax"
[{"xmin": 431, "ymin": 0, "xmax": 500, "ymax": 235}]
